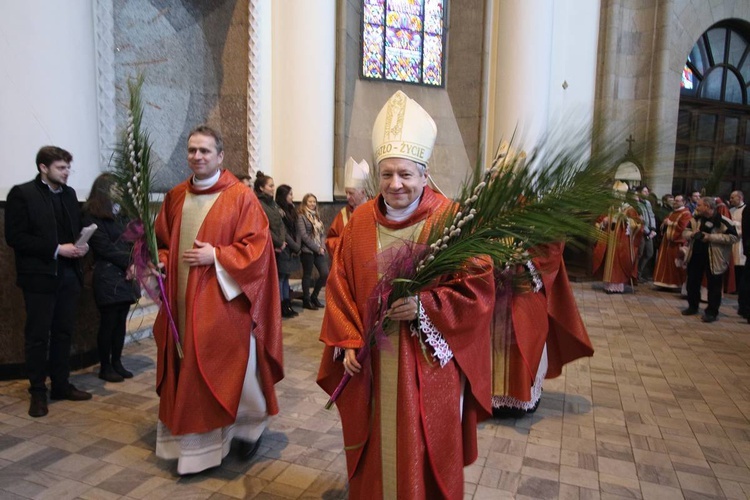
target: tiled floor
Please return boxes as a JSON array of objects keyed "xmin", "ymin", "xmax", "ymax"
[{"xmin": 1, "ymin": 284, "xmax": 749, "ymax": 499}]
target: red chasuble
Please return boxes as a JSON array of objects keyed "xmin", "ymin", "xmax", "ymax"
[
  {"xmin": 318, "ymin": 187, "xmax": 494, "ymax": 500},
  {"xmin": 493, "ymin": 243, "xmax": 593, "ymax": 406},
  {"xmin": 653, "ymin": 208, "xmax": 691, "ymax": 289},
  {"xmin": 593, "ymin": 204, "xmax": 643, "ymax": 285},
  {"xmin": 154, "ymin": 170, "xmax": 284, "ymax": 435},
  {"xmin": 325, "ymin": 205, "xmax": 353, "ymax": 256}
]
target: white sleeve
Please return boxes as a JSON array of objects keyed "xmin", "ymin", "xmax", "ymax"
[{"xmin": 215, "ymin": 249, "xmax": 243, "ymax": 301}]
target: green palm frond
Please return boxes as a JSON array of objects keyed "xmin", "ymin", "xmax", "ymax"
[
  {"xmin": 389, "ymin": 129, "xmax": 620, "ymax": 301},
  {"xmin": 109, "ymin": 73, "xmax": 158, "ymax": 266}
]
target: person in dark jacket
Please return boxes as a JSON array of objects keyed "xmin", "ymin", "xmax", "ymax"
[
  {"xmin": 5, "ymin": 145, "xmax": 92, "ymax": 417},
  {"xmin": 296, "ymin": 193, "xmax": 329, "ymax": 310},
  {"xmin": 275, "ymin": 184, "xmax": 302, "ymax": 317},
  {"xmin": 82, "ymin": 173, "xmax": 140, "ymax": 382},
  {"xmin": 254, "ymin": 172, "xmax": 296, "ymax": 318}
]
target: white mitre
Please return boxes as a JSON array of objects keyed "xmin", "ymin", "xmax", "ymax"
[
  {"xmin": 372, "ymin": 90, "xmax": 437, "ymax": 166},
  {"xmin": 344, "ymin": 157, "xmax": 370, "ymax": 189}
]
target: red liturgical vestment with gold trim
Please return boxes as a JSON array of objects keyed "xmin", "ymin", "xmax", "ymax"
[
  {"xmin": 318, "ymin": 187, "xmax": 494, "ymax": 499},
  {"xmin": 154, "ymin": 170, "xmax": 283, "ymax": 436}
]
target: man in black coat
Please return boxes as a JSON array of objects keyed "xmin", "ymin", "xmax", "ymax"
[{"xmin": 5, "ymin": 146, "xmax": 92, "ymax": 417}]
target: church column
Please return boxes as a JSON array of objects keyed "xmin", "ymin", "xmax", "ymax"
[
  {"xmin": 270, "ymin": 0, "xmax": 336, "ymax": 201},
  {"xmin": 483, "ymin": 0, "xmax": 600, "ymax": 159},
  {"xmin": 485, "ymin": 0, "xmax": 554, "ymax": 157}
]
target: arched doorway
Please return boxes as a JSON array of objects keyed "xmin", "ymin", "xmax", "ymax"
[{"xmin": 673, "ymin": 20, "xmax": 750, "ymax": 197}]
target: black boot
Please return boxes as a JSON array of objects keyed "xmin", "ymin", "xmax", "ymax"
[
  {"xmin": 28, "ymin": 393, "xmax": 48, "ymax": 418},
  {"xmin": 112, "ymin": 360, "xmax": 133, "ymax": 379},
  {"xmin": 281, "ymin": 300, "xmax": 295, "ymax": 318},
  {"xmin": 283, "ymin": 299, "xmax": 299, "ymax": 317},
  {"xmin": 303, "ymin": 299, "xmax": 318, "ymax": 310},
  {"xmin": 311, "ymin": 296, "xmax": 324, "ymax": 308}
]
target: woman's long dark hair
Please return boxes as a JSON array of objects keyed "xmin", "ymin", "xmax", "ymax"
[
  {"xmin": 275, "ymin": 184, "xmax": 297, "ymax": 235},
  {"xmin": 83, "ymin": 173, "xmax": 116, "ymax": 219}
]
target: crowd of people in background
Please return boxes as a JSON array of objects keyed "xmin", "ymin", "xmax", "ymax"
[{"xmin": 595, "ymin": 181, "xmax": 744, "ymax": 323}]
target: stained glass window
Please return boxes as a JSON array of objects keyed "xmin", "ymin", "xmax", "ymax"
[{"xmin": 361, "ymin": 0, "xmax": 446, "ymax": 87}]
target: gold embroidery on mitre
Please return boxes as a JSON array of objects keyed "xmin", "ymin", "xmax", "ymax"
[{"xmin": 383, "ymin": 91, "xmax": 406, "ymax": 142}]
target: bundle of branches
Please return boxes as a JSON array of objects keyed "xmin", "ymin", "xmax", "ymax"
[
  {"xmin": 391, "ymin": 132, "xmax": 618, "ymax": 301},
  {"xmin": 110, "ymin": 73, "xmax": 183, "ymax": 358}
]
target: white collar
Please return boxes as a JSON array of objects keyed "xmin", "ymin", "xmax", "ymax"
[
  {"xmin": 192, "ymin": 170, "xmax": 221, "ymax": 190},
  {"xmin": 384, "ymin": 196, "xmax": 421, "ymax": 222},
  {"xmin": 41, "ymin": 178, "xmax": 63, "ymax": 194}
]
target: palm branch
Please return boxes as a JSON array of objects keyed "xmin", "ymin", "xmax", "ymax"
[
  {"xmin": 325, "ymin": 128, "xmax": 619, "ymax": 409},
  {"xmin": 110, "ymin": 73, "xmax": 183, "ymax": 358}
]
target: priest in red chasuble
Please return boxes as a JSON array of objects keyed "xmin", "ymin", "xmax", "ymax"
[
  {"xmin": 318, "ymin": 91, "xmax": 494, "ymax": 499},
  {"xmin": 153, "ymin": 125, "xmax": 283, "ymax": 475},
  {"xmin": 653, "ymin": 194, "xmax": 692, "ymax": 289},
  {"xmin": 326, "ymin": 157, "xmax": 371, "ymax": 256}
]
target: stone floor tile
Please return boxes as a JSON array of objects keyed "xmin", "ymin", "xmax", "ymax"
[{"xmin": 0, "ymin": 285, "xmax": 746, "ymax": 498}]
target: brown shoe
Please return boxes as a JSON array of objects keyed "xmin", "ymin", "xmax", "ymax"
[
  {"xmin": 28, "ymin": 393, "xmax": 48, "ymax": 417},
  {"xmin": 50, "ymin": 384, "xmax": 92, "ymax": 401}
]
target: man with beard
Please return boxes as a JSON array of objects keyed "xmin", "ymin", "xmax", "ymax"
[{"xmin": 5, "ymin": 146, "xmax": 92, "ymax": 418}]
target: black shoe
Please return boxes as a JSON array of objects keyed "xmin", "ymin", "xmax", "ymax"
[
  {"xmin": 283, "ymin": 300, "xmax": 299, "ymax": 317},
  {"xmin": 701, "ymin": 314, "xmax": 717, "ymax": 323},
  {"xmin": 303, "ymin": 300, "xmax": 318, "ymax": 310},
  {"xmin": 99, "ymin": 366, "xmax": 124, "ymax": 383},
  {"xmin": 492, "ymin": 406, "xmax": 528, "ymax": 419},
  {"xmin": 281, "ymin": 302, "xmax": 296, "ymax": 318},
  {"xmin": 112, "ymin": 362, "xmax": 134, "ymax": 379},
  {"xmin": 681, "ymin": 307, "xmax": 699, "ymax": 316},
  {"xmin": 237, "ymin": 436, "xmax": 262, "ymax": 460},
  {"xmin": 28, "ymin": 393, "xmax": 48, "ymax": 418},
  {"xmin": 311, "ymin": 297, "xmax": 324, "ymax": 308},
  {"xmin": 111, "ymin": 362, "xmax": 133, "ymax": 379},
  {"xmin": 50, "ymin": 384, "xmax": 92, "ymax": 401}
]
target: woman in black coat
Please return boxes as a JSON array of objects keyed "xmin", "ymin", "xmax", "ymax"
[
  {"xmin": 82, "ymin": 174, "xmax": 140, "ymax": 382},
  {"xmin": 255, "ymin": 172, "xmax": 297, "ymax": 318},
  {"xmin": 275, "ymin": 184, "xmax": 302, "ymax": 316}
]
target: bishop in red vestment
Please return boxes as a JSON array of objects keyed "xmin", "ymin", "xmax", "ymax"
[
  {"xmin": 593, "ymin": 195, "xmax": 643, "ymax": 293},
  {"xmin": 318, "ymin": 91, "xmax": 494, "ymax": 499},
  {"xmin": 326, "ymin": 158, "xmax": 370, "ymax": 255}
]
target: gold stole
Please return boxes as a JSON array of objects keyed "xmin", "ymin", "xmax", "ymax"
[
  {"xmin": 176, "ymin": 191, "xmax": 221, "ymax": 341},
  {"xmin": 376, "ymin": 220, "xmax": 425, "ymax": 499},
  {"xmin": 341, "ymin": 206, "xmax": 350, "ymax": 226}
]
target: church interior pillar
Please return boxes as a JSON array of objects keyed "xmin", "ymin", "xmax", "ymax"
[{"xmin": 270, "ymin": 0, "xmax": 336, "ymax": 201}]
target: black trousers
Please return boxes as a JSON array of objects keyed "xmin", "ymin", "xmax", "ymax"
[
  {"xmin": 301, "ymin": 252, "xmax": 329, "ymax": 300},
  {"xmin": 98, "ymin": 303, "xmax": 130, "ymax": 368},
  {"xmin": 686, "ymin": 251, "xmax": 723, "ymax": 317},
  {"xmin": 22, "ymin": 267, "xmax": 81, "ymax": 395},
  {"xmin": 736, "ymin": 266, "xmax": 749, "ymax": 315}
]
